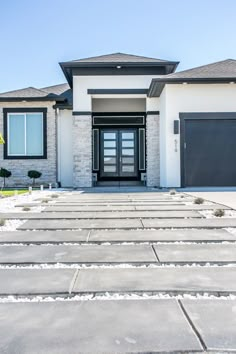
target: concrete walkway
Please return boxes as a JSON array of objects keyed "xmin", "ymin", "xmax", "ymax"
[{"xmin": 0, "ymin": 190, "xmax": 236, "ymax": 353}]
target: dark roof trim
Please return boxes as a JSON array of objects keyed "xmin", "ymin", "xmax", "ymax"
[
  {"xmin": 148, "ymin": 77, "xmax": 236, "ymax": 97},
  {"xmin": 53, "ymin": 104, "xmax": 73, "ymax": 110},
  {"xmin": 146, "ymin": 111, "xmax": 160, "ymax": 115},
  {"xmin": 87, "ymin": 89, "xmax": 148, "ymax": 95},
  {"xmin": 179, "ymin": 112, "xmax": 236, "ymax": 120},
  {"xmin": 72, "ymin": 111, "xmax": 92, "ymax": 116},
  {"xmin": 60, "ymin": 61, "xmax": 179, "ymax": 87},
  {"xmin": 60, "ymin": 61, "xmax": 179, "ymax": 68},
  {"xmin": 0, "ymin": 96, "xmax": 65, "ymax": 102}
]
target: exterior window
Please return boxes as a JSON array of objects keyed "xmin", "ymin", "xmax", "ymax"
[{"xmin": 3, "ymin": 108, "xmax": 47, "ymax": 159}]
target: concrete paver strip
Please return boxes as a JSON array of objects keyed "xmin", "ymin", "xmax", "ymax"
[
  {"xmin": 0, "ymin": 244, "xmax": 156, "ymax": 264},
  {"xmin": 154, "ymin": 243, "xmax": 236, "ymax": 263},
  {"xmin": 18, "ymin": 218, "xmax": 143, "ymax": 230},
  {"xmin": 89, "ymin": 229, "xmax": 236, "ymax": 242},
  {"xmin": 0, "ymin": 269, "xmax": 75, "ymax": 295},
  {"xmin": 1, "ymin": 210, "xmax": 202, "ymax": 219},
  {"xmin": 74, "ymin": 267, "xmax": 236, "ymax": 294},
  {"xmin": 142, "ymin": 217, "xmax": 236, "ymax": 229},
  {"xmin": 0, "ymin": 300, "xmax": 202, "ymax": 353},
  {"xmin": 0, "ymin": 230, "xmax": 89, "ymax": 243},
  {"xmin": 182, "ymin": 299, "xmax": 236, "ymax": 351}
]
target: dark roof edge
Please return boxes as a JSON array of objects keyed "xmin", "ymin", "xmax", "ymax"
[
  {"xmin": 59, "ymin": 61, "xmax": 179, "ymax": 68},
  {"xmin": 148, "ymin": 77, "xmax": 236, "ymax": 97},
  {"xmin": 0, "ymin": 96, "xmax": 65, "ymax": 102}
]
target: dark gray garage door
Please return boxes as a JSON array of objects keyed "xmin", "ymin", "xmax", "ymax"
[{"xmin": 181, "ymin": 114, "xmax": 236, "ymax": 187}]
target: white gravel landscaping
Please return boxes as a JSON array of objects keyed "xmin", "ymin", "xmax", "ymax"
[
  {"xmin": 200, "ymin": 209, "xmax": 236, "ymax": 218},
  {"xmin": 0, "ymin": 292, "xmax": 235, "ymax": 303}
]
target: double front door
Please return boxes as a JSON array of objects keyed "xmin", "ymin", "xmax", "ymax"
[{"xmin": 100, "ymin": 129, "xmax": 137, "ymax": 178}]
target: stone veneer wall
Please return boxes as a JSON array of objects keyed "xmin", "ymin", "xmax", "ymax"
[
  {"xmin": 146, "ymin": 114, "xmax": 160, "ymax": 187},
  {"xmin": 73, "ymin": 115, "xmax": 92, "ymax": 187},
  {"xmin": 0, "ymin": 101, "xmax": 57, "ymax": 187}
]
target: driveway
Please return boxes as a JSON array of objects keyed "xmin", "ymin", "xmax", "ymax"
[{"xmin": 0, "ymin": 190, "xmax": 235, "ymax": 353}]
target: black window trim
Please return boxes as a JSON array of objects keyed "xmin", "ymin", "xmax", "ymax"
[{"xmin": 3, "ymin": 107, "xmax": 47, "ymax": 160}]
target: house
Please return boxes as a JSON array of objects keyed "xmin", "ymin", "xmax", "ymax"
[{"xmin": 1, "ymin": 52, "xmax": 236, "ymax": 188}]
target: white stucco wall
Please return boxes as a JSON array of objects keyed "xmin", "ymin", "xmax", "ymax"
[
  {"xmin": 92, "ymin": 98, "xmax": 146, "ymax": 112},
  {"xmin": 161, "ymin": 83, "xmax": 236, "ymax": 187},
  {"xmin": 58, "ymin": 109, "xmax": 73, "ymax": 187},
  {"xmin": 73, "ymin": 75, "xmax": 161, "ymax": 111}
]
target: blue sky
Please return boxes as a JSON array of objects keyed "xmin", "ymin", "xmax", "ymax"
[{"xmin": 1, "ymin": 0, "xmax": 236, "ymax": 92}]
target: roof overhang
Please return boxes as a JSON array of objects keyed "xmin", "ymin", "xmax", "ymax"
[
  {"xmin": 59, "ymin": 61, "xmax": 179, "ymax": 88},
  {"xmin": 148, "ymin": 77, "xmax": 236, "ymax": 97},
  {"xmin": 0, "ymin": 96, "xmax": 66, "ymax": 102}
]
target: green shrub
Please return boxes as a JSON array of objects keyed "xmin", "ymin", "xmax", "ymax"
[
  {"xmin": 51, "ymin": 194, "xmax": 59, "ymax": 198},
  {"xmin": 28, "ymin": 170, "xmax": 42, "ymax": 185},
  {"xmin": 194, "ymin": 197, "xmax": 204, "ymax": 205},
  {"xmin": 169, "ymin": 189, "xmax": 176, "ymax": 195},
  {"xmin": 0, "ymin": 219, "xmax": 5, "ymax": 226},
  {"xmin": 0, "ymin": 168, "xmax": 12, "ymax": 187},
  {"xmin": 214, "ymin": 209, "xmax": 225, "ymax": 217},
  {"xmin": 42, "ymin": 199, "xmax": 49, "ymax": 203}
]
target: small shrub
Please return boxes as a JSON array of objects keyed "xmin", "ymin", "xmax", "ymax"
[
  {"xmin": 28, "ymin": 170, "xmax": 42, "ymax": 185},
  {"xmin": 0, "ymin": 168, "xmax": 12, "ymax": 187},
  {"xmin": 214, "ymin": 209, "xmax": 225, "ymax": 217},
  {"xmin": 169, "ymin": 189, "xmax": 176, "ymax": 195},
  {"xmin": 42, "ymin": 199, "xmax": 49, "ymax": 203},
  {"xmin": 0, "ymin": 219, "xmax": 5, "ymax": 226},
  {"xmin": 51, "ymin": 194, "xmax": 59, "ymax": 198},
  {"xmin": 194, "ymin": 197, "xmax": 204, "ymax": 205},
  {"xmin": 22, "ymin": 207, "xmax": 31, "ymax": 212},
  {"xmin": 180, "ymin": 195, "xmax": 184, "ymax": 198}
]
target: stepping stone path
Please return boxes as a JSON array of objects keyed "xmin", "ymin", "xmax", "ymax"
[{"xmin": 0, "ymin": 190, "xmax": 236, "ymax": 353}]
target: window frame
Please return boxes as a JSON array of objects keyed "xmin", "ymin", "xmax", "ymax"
[{"xmin": 3, "ymin": 108, "xmax": 47, "ymax": 159}]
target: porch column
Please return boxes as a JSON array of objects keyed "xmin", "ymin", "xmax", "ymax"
[
  {"xmin": 72, "ymin": 113, "xmax": 92, "ymax": 187},
  {"xmin": 146, "ymin": 112, "xmax": 160, "ymax": 187}
]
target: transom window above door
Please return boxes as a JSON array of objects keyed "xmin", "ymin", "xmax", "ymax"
[{"xmin": 3, "ymin": 108, "xmax": 47, "ymax": 159}]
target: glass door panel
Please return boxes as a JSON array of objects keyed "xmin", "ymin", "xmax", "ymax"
[
  {"xmin": 100, "ymin": 130, "xmax": 119, "ymax": 177},
  {"xmin": 119, "ymin": 130, "xmax": 137, "ymax": 177},
  {"xmin": 100, "ymin": 129, "xmax": 137, "ymax": 178}
]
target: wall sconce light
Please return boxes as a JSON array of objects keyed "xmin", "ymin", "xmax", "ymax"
[{"xmin": 174, "ymin": 120, "xmax": 179, "ymax": 134}]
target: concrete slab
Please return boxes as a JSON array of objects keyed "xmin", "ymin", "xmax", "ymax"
[
  {"xmin": 135, "ymin": 204, "xmax": 229, "ymax": 210},
  {"xmin": 44, "ymin": 205, "xmax": 136, "ymax": 211},
  {"xmin": 6, "ymin": 210, "xmax": 202, "ymax": 219},
  {"xmin": 18, "ymin": 218, "xmax": 143, "ymax": 230},
  {"xmin": 142, "ymin": 217, "xmax": 236, "ymax": 229},
  {"xmin": 0, "ymin": 300, "xmax": 202, "ymax": 353},
  {"xmin": 74, "ymin": 267, "xmax": 236, "ymax": 294},
  {"xmin": 154, "ymin": 243, "xmax": 236, "ymax": 263},
  {"xmin": 0, "ymin": 269, "xmax": 75, "ymax": 295},
  {"xmin": 55, "ymin": 201, "xmax": 186, "ymax": 206},
  {"xmin": 89, "ymin": 229, "xmax": 236, "ymax": 242},
  {"xmin": 0, "ymin": 230, "xmax": 88, "ymax": 243},
  {"xmin": 0, "ymin": 244, "xmax": 156, "ymax": 264},
  {"xmin": 182, "ymin": 299, "xmax": 236, "ymax": 351}
]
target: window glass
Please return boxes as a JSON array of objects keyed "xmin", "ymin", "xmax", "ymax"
[
  {"xmin": 26, "ymin": 114, "xmax": 43, "ymax": 155},
  {"xmin": 8, "ymin": 112, "xmax": 44, "ymax": 157},
  {"xmin": 104, "ymin": 149, "xmax": 116, "ymax": 156},
  {"xmin": 122, "ymin": 140, "xmax": 134, "ymax": 148},
  {"xmin": 104, "ymin": 157, "xmax": 116, "ymax": 164},
  {"xmin": 8, "ymin": 114, "xmax": 25, "ymax": 155},
  {"xmin": 104, "ymin": 165, "xmax": 116, "ymax": 172},
  {"xmin": 104, "ymin": 133, "xmax": 116, "ymax": 140},
  {"xmin": 104, "ymin": 141, "xmax": 116, "ymax": 148},
  {"xmin": 122, "ymin": 157, "xmax": 134, "ymax": 164},
  {"xmin": 122, "ymin": 132, "xmax": 134, "ymax": 139},
  {"xmin": 122, "ymin": 149, "xmax": 134, "ymax": 156},
  {"xmin": 122, "ymin": 166, "xmax": 134, "ymax": 172}
]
